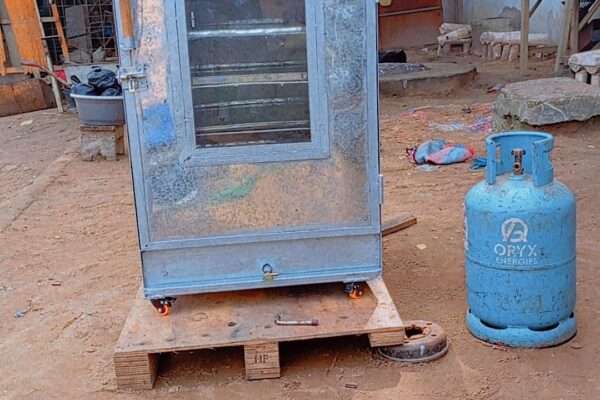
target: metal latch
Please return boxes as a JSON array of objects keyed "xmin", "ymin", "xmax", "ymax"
[
  {"xmin": 118, "ymin": 64, "xmax": 148, "ymax": 92},
  {"xmin": 378, "ymin": 174, "xmax": 384, "ymax": 205},
  {"xmin": 262, "ymin": 264, "xmax": 279, "ymax": 281}
]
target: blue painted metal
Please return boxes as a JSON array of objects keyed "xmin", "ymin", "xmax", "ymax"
[
  {"xmin": 115, "ymin": 0, "xmax": 383, "ymax": 298},
  {"xmin": 464, "ymin": 132, "xmax": 576, "ymax": 348}
]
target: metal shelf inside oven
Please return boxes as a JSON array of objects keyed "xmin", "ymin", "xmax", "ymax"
[
  {"xmin": 188, "ymin": 25, "xmax": 306, "ymax": 39},
  {"xmin": 187, "ymin": 17, "xmax": 310, "ymax": 147}
]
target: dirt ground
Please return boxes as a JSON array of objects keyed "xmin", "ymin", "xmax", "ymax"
[{"xmin": 1, "ymin": 55, "xmax": 599, "ymax": 400}]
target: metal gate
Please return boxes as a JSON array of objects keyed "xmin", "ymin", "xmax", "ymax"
[{"xmin": 116, "ymin": 0, "xmax": 383, "ymax": 299}]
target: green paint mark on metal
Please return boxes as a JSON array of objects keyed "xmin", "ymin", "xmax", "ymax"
[{"xmin": 210, "ymin": 176, "xmax": 258, "ymax": 204}]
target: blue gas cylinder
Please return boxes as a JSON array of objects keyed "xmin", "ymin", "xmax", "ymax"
[{"xmin": 464, "ymin": 132, "xmax": 576, "ymax": 347}]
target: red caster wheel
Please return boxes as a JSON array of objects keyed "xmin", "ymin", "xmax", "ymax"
[
  {"xmin": 151, "ymin": 298, "xmax": 175, "ymax": 316},
  {"xmin": 345, "ymin": 282, "xmax": 365, "ymax": 299},
  {"xmin": 156, "ymin": 303, "xmax": 171, "ymax": 316}
]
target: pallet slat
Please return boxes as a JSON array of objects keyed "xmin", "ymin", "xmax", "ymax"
[
  {"xmin": 113, "ymin": 352, "xmax": 159, "ymax": 390},
  {"xmin": 244, "ymin": 342, "xmax": 280, "ymax": 380}
]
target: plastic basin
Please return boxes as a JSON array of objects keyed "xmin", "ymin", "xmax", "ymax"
[{"xmin": 71, "ymin": 93, "xmax": 125, "ymax": 126}]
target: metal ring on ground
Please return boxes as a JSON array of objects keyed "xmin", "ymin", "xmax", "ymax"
[{"xmin": 377, "ymin": 320, "xmax": 448, "ymax": 363}]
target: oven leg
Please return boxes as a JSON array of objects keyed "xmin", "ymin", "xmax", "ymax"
[
  {"xmin": 344, "ymin": 282, "xmax": 365, "ymax": 299},
  {"xmin": 150, "ymin": 297, "xmax": 176, "ymax": 316}
]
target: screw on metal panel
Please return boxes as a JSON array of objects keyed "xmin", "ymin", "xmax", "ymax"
[{"xmin": 512, "ymin": 148, "xmax": 526, "ymax": 175}]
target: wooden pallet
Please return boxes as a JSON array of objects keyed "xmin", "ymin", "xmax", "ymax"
[{"xmin": 114, "ymin": 277, "xmax": 405, "ymax": 390}]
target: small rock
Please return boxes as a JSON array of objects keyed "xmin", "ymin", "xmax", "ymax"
[
  {"xmin": 15, "ymin": 309, "xmax": 28, "ymax": 318},
  {"xmin": 416, "ymin": 244, "xmax": 427, "ymax": 251},
  {"xmin": 416, "ymin": 164, "xmax": 439, "ymax": 173},
  {"xmin": 570, "ymin": 342, "xmax": 583, "ymax": 350},
  {"xmin": 20, "ymin": 120, "xmax": 33, "ymax": 127},
  {"xmin": 495, "ymin": 78, "xmax": 600, "ymax": 126},
  {"xmin": 2, "ymin": 164, "xmax": 18, "ymax": 173},
  {"xmin": 345, "ymin": 383, "xmax": 359, "ymax": 389},
  {"xmin": 167, "ymin": 385, "xmax": 182, "ymax": 393},
  {"xmin": 487, "ymin": 83, "xmax": 506, "ymax": 93}
]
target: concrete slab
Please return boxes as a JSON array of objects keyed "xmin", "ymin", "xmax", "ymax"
[
  {"xmin": 379, "ymin": 62, "xmax": 476, "ymax": 97},
  {"xmin": 493, "ymin": 78, "xmax": 600, "ymax": 130}
]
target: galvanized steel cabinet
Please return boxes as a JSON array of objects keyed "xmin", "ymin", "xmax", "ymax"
[{"xmin": 116, "ymin": 0, "xmax": 382, "ymax": 299}]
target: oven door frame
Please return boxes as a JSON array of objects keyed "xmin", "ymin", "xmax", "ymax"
[{"xmin": 172, "ymin": 0, "xmax": 330, "ymax": 167}]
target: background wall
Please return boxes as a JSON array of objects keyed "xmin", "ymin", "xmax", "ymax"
[{"xmin": 461, "ymin": 0, "xmax": 567, "ymax": 44}]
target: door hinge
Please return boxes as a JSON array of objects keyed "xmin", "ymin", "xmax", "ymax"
[
  {"xmin": 378, "ymin": 174, "xmax": 384, "ymax": 205},
  {"xmin": 118, "ymin": 64, "xmax": 148, "ymax": 92}
]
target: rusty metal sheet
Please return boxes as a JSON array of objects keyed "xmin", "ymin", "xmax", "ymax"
[
  {"xmin": 379, "ymin": 6, "xmax": 442, "ymax": 50},
  {"xmin": 0, "ymin": 78, "xmax": 55, "ymax": 117}
]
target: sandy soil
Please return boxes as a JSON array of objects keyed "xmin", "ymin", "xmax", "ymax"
[{"xmin": 1, "ymin": 57, "xmax": 599, "ymax": 400}]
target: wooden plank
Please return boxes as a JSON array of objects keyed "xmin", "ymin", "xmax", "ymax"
[
  {"xmin": 556, "ymin": 0, "xmax": 575, "ymax": 72},
  {"xmin": 368, "ymin": 329, "xmax": 406, "ymax": 347},
  {"xmin": 50, "ymin": 3, "xmax": 69, "ymax": 63},
  {"xmin": 364, "ymin": 277, "xmax": 405, "ymax": 333},
  {"xmin": 113, "ymin": 352, "xmax": 159, "ymax": 390},
  {"xmin": 244, "ymin": 342, "xmax": 280, "ymax": 380},
  {"xmin": 520, "ymin": 0, "xmax": 530, "ymax": 74},
  {"xmin": 5, "ymin": 67, "xmax": 22, "ymax": 74},
  {"xmin": 382, "ymin": 213, "xmax": 417, "ymax": 237},
  {"xmin": 119, "ymin": 0, "xmax": 135, "ymax": 41},
  {"xmin": 31, "ymin": 0, "xmax": 63, "ymax": 113},
  {"xmin": 579, "ymin": 0, "xmax": 600, "ymax": 31},
  {"xmin": 114, "ymin": 278, "xmax": 404, "ymax": 388},
  {"xmin": 80, "ymin": 125, "xmax": 118, "ymax": 132},
  {"xmin": 570, "ymin": 0, "xmax": 580, "ymax": 53},
  {"xmin": 0, "ymin": 26, "xmax": 7, "ymax": 75},
  {"xmin": 529, "ymin": 0, "xmax": 544, "ymax": 17},
  {"xmin": 3, "ymin": 0, "xmax": 46, "ymax": 72}
]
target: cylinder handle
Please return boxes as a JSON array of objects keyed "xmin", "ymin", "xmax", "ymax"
[
  {"xmin": 485, "ymin": 132, "xmax": 554, "ymax": 187},
  {"xmin": 512, "ymin": 148, "xmax": 525, "ymax": 175}
]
